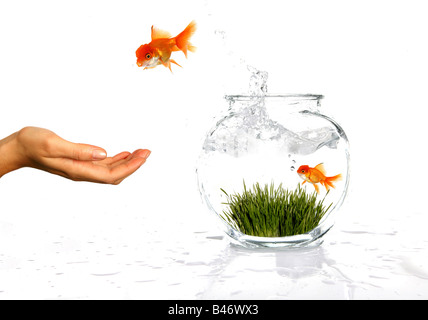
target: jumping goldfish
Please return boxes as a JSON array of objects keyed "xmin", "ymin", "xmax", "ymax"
[
  {"xmin": 136, "ymin": 21, "xmax": 196, "ymax": 71},
  {"xmin": 297, "ymin": 163, "xmax": 342, "ymax": 194}
]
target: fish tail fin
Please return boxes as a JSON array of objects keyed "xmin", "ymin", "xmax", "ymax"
[
  {"xmin": 325, "ymin": 174, "xmax": 342, "ymax": 189},
  {"xmin": 174, "ymin": 20, "xmax": 197, "ymax": 58}
]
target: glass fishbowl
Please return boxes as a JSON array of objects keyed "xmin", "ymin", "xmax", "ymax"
[{"xmin": 196, "ymin": 93, "xmax": 350, "ymax": 248}]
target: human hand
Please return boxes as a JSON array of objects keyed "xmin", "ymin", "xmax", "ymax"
[{"xmin": 0, "ymin": 127, "xmax": 150, "ymax": 184}]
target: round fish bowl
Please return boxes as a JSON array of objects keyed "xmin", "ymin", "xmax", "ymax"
[{"xmin": 196, "ymin": 94, "xmax": 350, "ymax": 248}]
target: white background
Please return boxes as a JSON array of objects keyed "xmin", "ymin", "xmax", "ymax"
[{"xmin": 0, "ymin": 0, "xmax": 427, "ymax": 299}]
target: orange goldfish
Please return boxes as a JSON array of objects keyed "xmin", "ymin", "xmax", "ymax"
[
  {"xmin": 297, "ymin": 163, "xmax": 342, "ymax": 193},
  {"xmin": 136, "ymin": 21, "xmax": 196, "ymax": 71}
]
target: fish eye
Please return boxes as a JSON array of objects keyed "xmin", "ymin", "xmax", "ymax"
[
  {"xmin": 145, "ymin": 53, "xmax": 151, "ymax": 59},
  {"xmin": 301, "ymin": 170, "xmax": 305, "ymax": 173}
]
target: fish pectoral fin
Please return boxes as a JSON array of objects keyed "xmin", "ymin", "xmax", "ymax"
[
  {"xmin": 160, "ymin": 60, "xmax": 172, "ymax": 71},
  {"xmin": 161, "ymin": 59, "xmax": 181, "ymax": 72},
  {"xmin": 301, "ymin": 180, "xmax": 306, "ymax": 185}
]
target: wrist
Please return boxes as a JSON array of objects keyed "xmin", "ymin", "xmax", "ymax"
[{"xmin": 0, "ymin": 131, "xmax": 24, "ymax": 178}]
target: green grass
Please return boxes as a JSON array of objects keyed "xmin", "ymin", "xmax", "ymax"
[{"xmin": 220, "ymin": 182, "xmax": 332, "ymax": 237}]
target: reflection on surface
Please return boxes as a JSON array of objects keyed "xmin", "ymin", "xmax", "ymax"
[{"xmin": 1, "ymin": 203, "xmax": 428, "ymax": 299}]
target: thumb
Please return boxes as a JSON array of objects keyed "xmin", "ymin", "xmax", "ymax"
[{"xmin": 54, "ymin": 137, "xmax": 107, "ymax": 161}]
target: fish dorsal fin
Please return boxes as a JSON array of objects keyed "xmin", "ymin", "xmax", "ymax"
[
  {"xmin": 314, "ymin": 163, "xmax": 327, "ymax": 175},
  {"xmin": 151, "ymin": 26, "xmax": 172, "ymax": 40}
]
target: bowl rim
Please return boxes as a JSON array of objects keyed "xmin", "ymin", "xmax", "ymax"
[{"xmin": 225, "ymin": 93, "xmax": 324, "ymax": 101}]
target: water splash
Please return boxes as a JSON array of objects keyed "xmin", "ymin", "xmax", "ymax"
[
  {"xmin": 247, "ymin": 65, "xmax": 268, "ymax": 96},
  {"xmin": 203, "ymin": 65, "xmax": 339, "ymax": 157}
]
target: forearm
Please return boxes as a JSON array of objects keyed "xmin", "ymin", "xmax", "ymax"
[{"xmin": 0, "ymin": 131, "xmax": 23, "ymax": 178}]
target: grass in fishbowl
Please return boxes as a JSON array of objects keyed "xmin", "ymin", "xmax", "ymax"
[{"xmin": 220, "ymin": 182, "xmax": 332, "ymax": 237}]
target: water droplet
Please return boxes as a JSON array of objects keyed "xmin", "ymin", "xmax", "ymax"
[{"xmin": 290, "ymin": 166, "xmax": 295, "ymax": 171}]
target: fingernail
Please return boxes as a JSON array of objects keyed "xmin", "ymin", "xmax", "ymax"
[
  {"xmin": 92, "ymin": 149, "xmax": 107, "ymax": 160},
  {"xmin": 141, "ymin": 150, "xmax": 151, "ymax": 159}
]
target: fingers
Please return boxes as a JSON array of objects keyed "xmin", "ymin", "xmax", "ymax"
[
  {"xmin": 102, "ymin": 151, "xmax": 131, "ymax": 165},
  {"xmin": 94, "ymin": 150, "xmax": 150, "ymax": 184},
  {"xmin": 105, "ymin": 149, "xmax": 151, "ymax": 184},
  {"xmin": 108, "ymin": 154, "xmax": 147, "ymax": 184},
  {"xmin": 46, "ymin": 149, "xmax": 151, "ymax": 184},
  {"xmin": 51, "ymin": 134, "xmax": 107, "ymax": 161},
  {"xmin": 111, "ymin": 159, "xmax": 145, "ymax": 185},
  {"xmin": 101, "ymin": 150, "xmax": 150, "ymax": 166}
]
